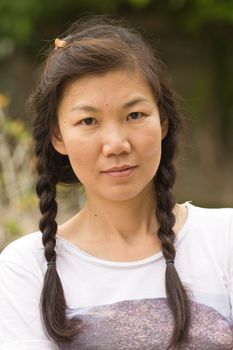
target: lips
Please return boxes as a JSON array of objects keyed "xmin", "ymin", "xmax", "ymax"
[
  {"xmin": 101, "ymin": 165, "xmax": 138, "ymax": 178},
  {"xmin": 102, "ymin": 165, "xmax": 137, "ymax": 173}
]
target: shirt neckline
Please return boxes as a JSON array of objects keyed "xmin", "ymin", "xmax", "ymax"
[{"xmin": 57, "ymin": 201, "xmax": 193, "ymax": 269}]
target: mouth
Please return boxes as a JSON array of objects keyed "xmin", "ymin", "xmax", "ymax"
[
  {"xmin": 103, "ymin": 164, "xmax": 137, "ymax": 172},
  {"xmin": 101, "ymin": 165, "xmax": 138, "ymax": 177}
]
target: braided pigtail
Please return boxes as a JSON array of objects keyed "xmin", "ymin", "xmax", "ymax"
[
  {"xmin": 155, "ymin": 164, "xmax": 191, "ymax": 349},
  {"xmin": 154, "ymin": 83, "xmax": 191, "ymax": 349},
  {"xmin": 35, "ymin": 152, "xmax": 80, "ymax": 342}
]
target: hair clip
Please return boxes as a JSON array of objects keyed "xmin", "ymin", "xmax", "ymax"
[{"xmin": 54, "ymin": 38, "xmax": 67, "ymax": 50}]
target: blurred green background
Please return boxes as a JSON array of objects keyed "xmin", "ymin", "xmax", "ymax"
[{"xmin": 0, "ymin": 0, "xmax": 232, "ymax": 249}]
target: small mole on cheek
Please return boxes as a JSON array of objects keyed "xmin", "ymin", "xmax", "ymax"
[{"xmin": 94, "ymin": 214, "xmax": 98, "ymax": 217}]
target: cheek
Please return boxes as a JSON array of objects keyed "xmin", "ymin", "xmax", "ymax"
[
  {"xmin": 137, "ymin": 126, "xmax": 162, "ymax": 158},
  {"xmin": 63, "ymin": 135, "xmax": 97, "ymax": 177}
]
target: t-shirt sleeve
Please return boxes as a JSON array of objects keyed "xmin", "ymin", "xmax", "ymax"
[{"xmin": 0, "ymin": 249, "xmax": 58, "ymax": 349}]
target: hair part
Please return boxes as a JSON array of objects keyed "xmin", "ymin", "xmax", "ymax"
[{"xmin": 30, "ymin": 15, "xmax": 191, "ymax": 349}]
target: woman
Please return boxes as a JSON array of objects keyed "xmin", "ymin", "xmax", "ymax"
[{"xmin": 0, "ymin": 16, "xmax": 232, "ymax": 350}]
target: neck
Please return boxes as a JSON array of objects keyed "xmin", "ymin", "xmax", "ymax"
[{"xmin": 79, "ymin": 182, "xmax": 159, "ymax": 244}]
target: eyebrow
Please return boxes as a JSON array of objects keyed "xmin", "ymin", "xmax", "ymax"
[{"xmin": 70, "ymin": 97, "xmax": 151, "ymax": 113}]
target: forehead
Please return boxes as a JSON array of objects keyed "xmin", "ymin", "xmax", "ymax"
[{"xmin": 59, "ymin": 70, "xmax": 155, "ymax": 110}]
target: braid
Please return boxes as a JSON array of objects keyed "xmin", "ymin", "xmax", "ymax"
[
  {"xmin": 36, "ymin": 172, "xmax": 57, "ymax": 264},
  {"xmin": 155, "ymin": 163, "xmax": 191, "ymax": 349},
  {"xmin": 35, "ymin": 155, "xmax": 81, "ymax": 342}
]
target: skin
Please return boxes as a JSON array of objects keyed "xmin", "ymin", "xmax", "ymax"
[{"xmin": 52, "ymin": 70, "xmax": 188, "ymax": 261}]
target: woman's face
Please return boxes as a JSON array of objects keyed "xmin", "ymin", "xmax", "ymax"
[{"xmin": 52, "ymin": 70, "xmax": 168, "ymax": 202}]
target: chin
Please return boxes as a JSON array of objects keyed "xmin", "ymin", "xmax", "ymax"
[{"xmin": 101, "ymin": 186, "xmax": 147, "ymax": 203}]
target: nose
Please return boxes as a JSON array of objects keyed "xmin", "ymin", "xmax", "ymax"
[{"xmin": 102, "ymin": 125, "xmax": 131, "ymax": 157}]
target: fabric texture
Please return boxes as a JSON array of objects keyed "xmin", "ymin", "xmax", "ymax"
[{"xmin": 0, "ymin": 201, "xmax": 233, "ymax": 349}]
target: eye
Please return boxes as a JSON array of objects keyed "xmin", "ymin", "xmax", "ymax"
[
  {"xmin": 80, "ymin": 117, "xmax": 97, "ymax": 126},
  {"xmin": 127, "ymin": 112, "xmax": 144, "ymax": 120}
]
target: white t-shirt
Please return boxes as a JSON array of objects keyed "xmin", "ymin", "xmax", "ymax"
[{"xmin": 0, "ymin": 201, "xmax": 233, "ymax": 349}]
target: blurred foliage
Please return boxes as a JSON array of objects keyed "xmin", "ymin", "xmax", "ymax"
[
  {"xmin": 0, "ymin": 95, "xmax": 34, "ymax": 204},
  {"xmin": 3, "ymin": 219, "xmax": 23, "ymax": 239},
  {"xmin": 3, "ymin": 119, "xmax": 30, "ymax": 142},
  {"xmin": 0, "ymin": 94, "xmax": 10, "ymax": 108},
  {"xmin": 0, "ymin": 96, "xmax": 37, "ymax": 248},
  {"xmin": 0, "ymin": 217, "xmax": 23, "ymax": 252},
  {"xmin": 0, "ymin": 0, "xmax": 233, "ymax": 54}
]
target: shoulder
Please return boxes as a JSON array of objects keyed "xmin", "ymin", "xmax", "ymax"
[
  {"xmin": 185, "ymin": 201, "xmax": 233, "ymax": 247},
  {"xmin": 177, "ymin": 203, "xmax": 233, "ymax": 276},
  {"xmin": 0, "ymin": 231, "xmax": 46, "ymax": 276},
  {"xmin": 1, "ymin": 231, "xmax": 43, "ymax": 259},
  {"xmin": 0, "ymin": 233, "xmax": 60, "ymax": 348},
  {"xmin": 188, "ymin": 201, "xmax": 233, "ymax": 228}
]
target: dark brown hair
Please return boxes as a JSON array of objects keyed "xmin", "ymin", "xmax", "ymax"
[{"xmin": 30, "ymin": 16, "xmax": 191, "ymax": 349}]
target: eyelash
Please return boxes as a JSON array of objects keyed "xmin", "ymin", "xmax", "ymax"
[{"xmin": 80, "ymin": 112, "xmax": 145, "ymax": 126}]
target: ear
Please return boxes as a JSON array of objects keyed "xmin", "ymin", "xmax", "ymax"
[
  {"xmin": 161, "ymin": 117, "xmax": 168, "ymax": 140},
  {"xmin": 51, "ymin": 127, "xmax": 68, "ymax": 155}
]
